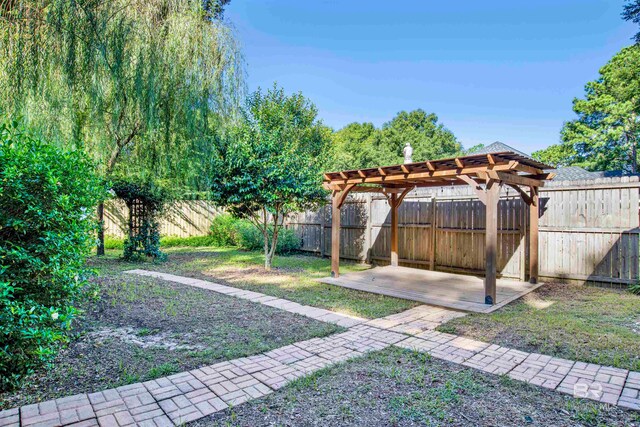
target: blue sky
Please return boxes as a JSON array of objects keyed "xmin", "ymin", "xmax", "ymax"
[{"xmin": 225, "ymin": 1, "xmax": 636, "ymax": 154}]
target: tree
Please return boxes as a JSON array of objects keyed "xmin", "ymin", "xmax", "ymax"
[
  {"xmin": 327, "ymin": 110, "xmax": 461, "ymax": 170},
  {"xmin": 464, "ymin": 143, "xmax": 485, "ymax": 154},
  {"xmin": 377, "ymin": 110, "xmax": 462, "ymax": 164},
  {"xmin": 623, "ymin": 0, "xmax": 640, "ymax": 43},
  {"xmin": 210, "ymin": 85, "xmax": 330, "ymax": 269},
  {"xmin": 549, "ymin": 46, "xmax": 640, "ymax": 173},
  {"xmin": 0, "ymin": 0, "xmax": 244, "ymax": 254},
  {"xmin": 329, "ymin": 122, "xmax": 378, "ymax": 171},
  {"xmin": 532, "ymin": 143, "xmax": 578, "ymax": 168}
]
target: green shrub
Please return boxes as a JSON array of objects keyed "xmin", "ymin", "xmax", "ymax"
[
  {"xmin": 233, "ymin": 220, "xmax": 301, "ymax": 254},
  {"xmin": 209, "ymin": 214, "xmax": 238, "ymax": 246},
  {"xmin": 0, "ymin": 120, "xmax": 103, "ymax": 389},
  {"xmin": 104, "ymin": 237, "xmax": 125, "ymax": 250},
  {"xmin": 160, "ymin": 235, "xmax": 218, "ymax": 247},
  {"xmin": 629, "ymin": 282, "xmax": 640, "ymax": 295},
  {"xmin": 111, "ymin": 180, "xmax": 169, "ymax": 262},
  {"xmin": 276, "ymin": 227, "xmax": 303, "ymax": 254}
]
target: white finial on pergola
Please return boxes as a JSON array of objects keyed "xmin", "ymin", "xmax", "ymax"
[{"xmin": 403, "ymin": 142, "xmax": 413, "ymax": 164}]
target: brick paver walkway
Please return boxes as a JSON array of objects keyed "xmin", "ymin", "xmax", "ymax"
[{"xmin": 1, "ymin": 271, "xmax": 638, "ymax": 426}]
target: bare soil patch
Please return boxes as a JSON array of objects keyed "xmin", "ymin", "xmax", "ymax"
[{"xmin": 0, "ymin": 272, "xmax": 340, "ymax": 409}]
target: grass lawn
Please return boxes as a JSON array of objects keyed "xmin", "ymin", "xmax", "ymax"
[
  {"xmin": 188, "ymin": 347, "xmax": 640, "ymax": 427},
  {"xmin": 0, "ymin": 268, "xmax": 341, "ymax": 410},
  {"xmin": 94, "ymin": 247, "xmax": 419, "ymax": 319},
  {"xmin": 438, "ymin": 282, "xmax": 640, "ymax": 371}
]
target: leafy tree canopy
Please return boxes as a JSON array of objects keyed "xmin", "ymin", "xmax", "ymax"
[
  {"xmin": 210, "ymin": 84, "xmax": 330, "ymax": 269},
  {"xmin": 532, "ymin": 143, "xmax": 578, "ymax": 168},
  {"xmin": 623, "ymin": 0, "xmax": 640, "ymax": 43},
  {"xmin": 328, "ymin": 109, "xmax": 461, "ymax": 170},
  {"xmin": 0, "ymin": 0, "xmax": 243, "ymax": 188},
  {"xmin": 1, "ymin": 0, "xmax": 244, "ymax": 253},
  {"xmin": 534, "ymin": 45, "xmax": 640, "ymax": 173}
]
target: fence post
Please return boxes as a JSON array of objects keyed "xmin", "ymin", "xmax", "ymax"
[
  {"xmin": 365, "ymin": 194, "xmax": 372, "ymax": 263},
  {"xmin": 319, "ymin": 204, "xmax": 326, "ymax": 257},
  {"xmin": 519, "ymin": 206, "xmax": 527, "ymax": 282},
  {"xmin": 430, "ymin": 196, "xmax": 437, "ymax": 270}
]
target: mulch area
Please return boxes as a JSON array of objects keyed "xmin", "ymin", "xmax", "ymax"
[
  {"xmin": 0, "ymin": 272, "xmax": 340, "ymax": 410},
  {"xmin": 190, "ymin": 347, "xmax": 639, "ymax": 427}
]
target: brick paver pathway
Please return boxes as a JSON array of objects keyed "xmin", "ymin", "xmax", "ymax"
[{"xmin": 1, "ymin": 270, "xmax": 638, "ymax": 426}]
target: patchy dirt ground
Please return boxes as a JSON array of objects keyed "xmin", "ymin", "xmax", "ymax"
[
  {"xmin": 92, "ymin": 248, "xmax": 418, "ymax": 319},
  {"xmin": 438, "ymin": 282, "xmax": 640, "ymax": 371},
  {"xmin": 0, "ymin": 272, "xmax": 340, "ymax": 409},
  {"xmin": 190, "ymin": 347, "xmax": 640, "ymax": 427}
]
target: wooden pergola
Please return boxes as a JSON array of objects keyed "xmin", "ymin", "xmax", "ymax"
[{"xmin": 323, "ymin": 151, "xmax": 554, "ymax": 305}]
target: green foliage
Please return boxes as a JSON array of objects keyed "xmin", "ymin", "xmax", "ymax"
[
  {"xmin": 328, "ymin": 109, "xmax": 461, "ymax": 170},
  {"xmin": 551, "ymin": 45, "xmax": 640, "ymax": 173},
  {"xmin": 160, "ymin": 235, "xmax": 218, "ymax": 248},
  {"xmin": 210, "ymin": 84, "xmax": 328, "ymax": 268},
  {"xmin": 623, "ymin": 1, "xmax": 640, "ymax": 44},
  {"xmin": 464, "ymin": 144, "xmax": 485, "ymax": 155},
  {"xmin": 111, "ymin": 180, "xmax": 170, "ymax": 261},
  {"xmin": 106, "ymin": 236, "xmax": 219, "ymax": 249},
  {"xmin": 104, "ymin": 237, "xmax": 125, "ymax": 250},
  {"xmin": 209, "ymin": 214, "xmax": 239, "ymax": 246},
  {"xmin": 532, "ymin": 143, "xmax": 578, "ymax": 168},
  {"xmin": 0, "ymin": 120, "xmax": 103, "ymax": 389},
  {"xmin": 329, "ymin": 122, "xmax": 379, "ymax": 171},
  {"xmin": 0, "ymin": 0, "xmax": 244, "ymax": 189},
  {"xmin": 233, "ymin": 221, "xmax": 301, "ymax": 254},
  {"xmin": 628, "ymin": 282, "xmax": 640, "ymax": 295}
]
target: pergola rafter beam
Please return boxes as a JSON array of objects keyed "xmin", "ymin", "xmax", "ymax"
[{"xmin": 327, "ymin": 163, "xmax": 515, "ymax": 186}]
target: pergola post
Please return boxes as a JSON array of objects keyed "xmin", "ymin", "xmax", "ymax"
[
  {"xmin": 385, "ymin": 187, "xmax": 413, "ymax": 268},
  {"xmin": 330, "ymin": 184, "xmax": 355, "ymax": 278},
  {"xmin": 484, "ymin": 181, "xmax": 499, "ymax": 305},
  {"xmin": 390, "ymin": 193, "xmax": 399, "ymax": 266},
  {"xmin": 529, "ymin": 186, "xmax": 539, "ymax": 284},
  {"xmin": 331, "ymin": 192, "xmax": 341, "ymax": 277}
]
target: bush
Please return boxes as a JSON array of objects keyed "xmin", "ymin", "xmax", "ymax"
[
  {"xmin": 233, "ymin": 220, "xmax": 301, "ymax": 254},
  {"xmin": 104, "ymin": 237, "xmax": 125, "ymax": 250},
  {"xmin": 0, "ymin": 120, "xmax": 103, "ymax": 389},
  {"xmin": 160, "ymin": 235, "xmax": 218, "ymax": 247},
  {"xmin": 111, "ymin": 179, "xmax": 169, "ymax": 261},
  {"xmin": 209, "ymin": 214, "xmax": 238, "ymax": 246}
]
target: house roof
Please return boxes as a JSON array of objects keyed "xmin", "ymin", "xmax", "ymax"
[
  {"xmin": 470, "ymin": 142, "xmax": 636, "ymax": 181},
  {"xmin": 551, "ymin": 166, "xmax": 634, "ymax": 181},
  {"xmin": 550, "ymin": 166, "xmax": 596, "ymax": 181},
  {"xmin": 470, "ymin": 142, "xmax": 532, "ymax": 159}
]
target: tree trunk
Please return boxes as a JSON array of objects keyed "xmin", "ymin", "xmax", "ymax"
[
  {"xmin": 265, "ymin": 209, "xmax": 281, "ymax": 271},
  {"xmin": 98, "ymin": 127, "xmax": 138, "ymax": 255},
  {"xmin": 263, "ymin": 227, "xmax": 271, "ymax": 270},
  {"xmin": 96, "ymin": 202, "xmax": 105, "ymax": 256}
]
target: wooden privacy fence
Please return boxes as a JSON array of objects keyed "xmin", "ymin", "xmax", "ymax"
[
  {"xmin": 104, "ymin": 200, "xmax": 220, "ymax": 238},
  {"xmin": 286, "ymin": 176, "xmax": 640, "ymax": 286}
]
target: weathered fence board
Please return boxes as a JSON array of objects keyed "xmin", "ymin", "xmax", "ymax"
[
  {"xmin": 104, "ymin": 200, "xmax": 220, "ymax": 238},
  {"xmin": 287, "ymin": 176, "xmax": 640, "ymax": 286}
]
